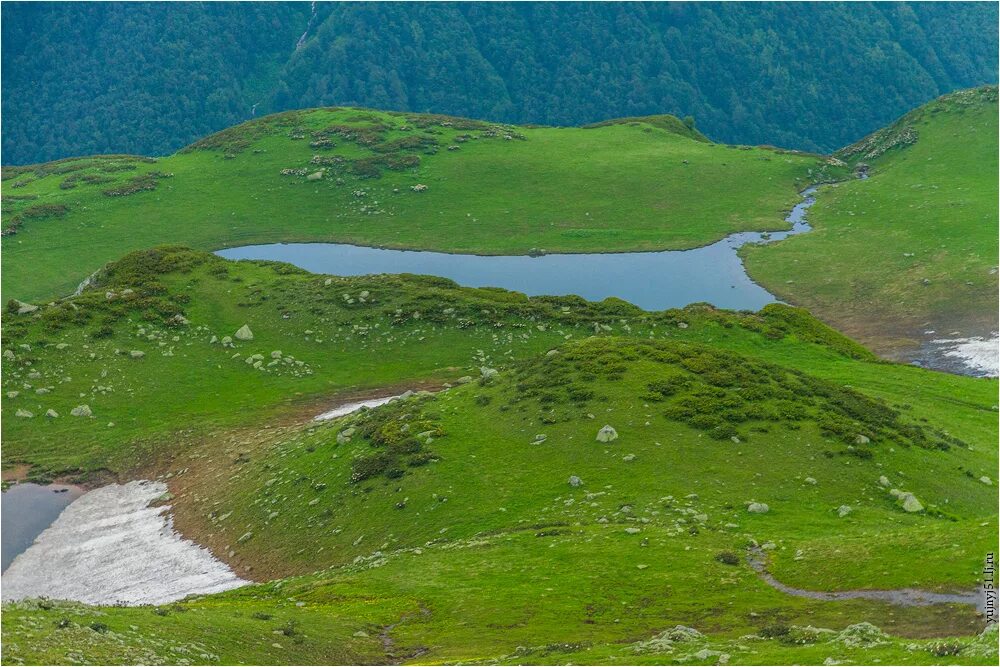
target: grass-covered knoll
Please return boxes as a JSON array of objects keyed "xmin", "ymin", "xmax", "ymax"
[
  {"xmin": 743, "ymin": 86, "xmax": 999, "ymax": 355},
  {"xmin": 4, "ymin": 336, "xmax": 996, "ymax": 665},
  {"xmin": 1, "ymin": 106, "xmax": 839, "ymax": 301},
  {"xmin": 2, "ymin": 249, "xmax": 997, "ymax": 665},
  {"xmin": 165, "ymin": 335, "xmax": 995, "ymax": 577},
  {"xmin": 1, "ymin": 246, "xmax": 887, "ymax": 480}
]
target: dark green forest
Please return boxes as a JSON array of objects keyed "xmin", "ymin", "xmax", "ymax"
[{"xmin": 2, "ymin": 1, "xmax": 996, "ymax": 164}]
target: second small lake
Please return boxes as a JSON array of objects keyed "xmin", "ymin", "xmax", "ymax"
[
  {"xmin": 2, "ymin": 482, "xmax": 84, "ymax": 572},
  {"xmin": 218, "ymin": 189, "xmax": 817, "ymax": 312}
]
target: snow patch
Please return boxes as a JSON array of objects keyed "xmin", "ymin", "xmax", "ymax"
[
  {"xmin": 930, "ymin": 335, "xmax": 999, "ymax": 377},
  {"xmin": 1, "ymin": 481, "xmax": 247, "ymax": 605},
  {"xmin": 314, "ymin": 395, "xmax": 402, "ymax": 421}
]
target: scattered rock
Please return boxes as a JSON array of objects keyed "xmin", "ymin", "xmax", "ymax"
[
  {"xmin": 804, "ymin": 477, "xmax": 817, "ymax": 485},
  {"xmin": 70, "ymin": 405, "xmax": 92, "ymax": 417},
  {"xmin": 13, "ymin": 300, "xmax": 38, "ymax": 315},
  {"xmin": 837, "ymin": 505, "xmax": 852, "ymax": 517},
  {"xmin": 747, "ymin": 502, "xmax": 770, "ymax": 514},
  {"xmin": 45, "ymin": 409, "xmax": 59, "ymax": 418},
  {"xmin": 980, "ymin": 476, "xmax": 993, "ymax": 486},
  {"xmin": 15, "ymin": 409, "xmax": 33, "ymax": 418},
  {"xmin": 596, "ymin": 425, "xmax": 618, "ymax": 443},
  {"xmin": 878, "ymin": 475, "xmax": 890, "ymax": 487},
  {"xmin": 3, "ymin": 349, "xmax": 14, "ymax": 361},
  {"xmin": 834, "ymin": 622, "xmax": 889, "ymax": 648},
  {"xmin": 622, "ymin": 453, "xmax": 636, "ymax": 462},
  {"xmin": 129, "ymin": 350, "xmax": 145, "ymax": 359},
  {"xmin": 568, "ymin": 475, "xmax": 583, "ymax": 487},
  {"xmin": 900, "ymin": 493, "xmax": 924, "ymax": 513},
  {"xmin": 234, "ymin": 324, "xmax": 254, "ymax": 341},
  {"xmin": 854, "ymin": 434, "xmax": 870, "ymax": 445}
]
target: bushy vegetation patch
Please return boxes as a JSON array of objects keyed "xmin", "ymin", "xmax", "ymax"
[{"xmin": 492, "ymin": 337, "xmax": 959, "ymax": 450}]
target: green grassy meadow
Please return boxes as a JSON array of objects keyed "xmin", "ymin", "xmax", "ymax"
[
  {"xmin": 2, "ymin": 248, "xmax": 996, "ymax": 664},
  {"xmin": 1, "ymin": 91, "xmax": 997, "ymax": 666},
  {"xmin": 743, "ymin": 86, "xmax": 999, "ymax": 353},
  {"xmin": 1, "ymin": 109, "xmax": 833, "ymax": 302}
]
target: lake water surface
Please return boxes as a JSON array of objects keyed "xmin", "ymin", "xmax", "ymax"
[
  {"xmin": 1, "ymin": 483, "xmax": 84, "ymax": 571},
  {"xmin": 218, "ymin": 189, "xmax": 817, "ymax": 312}
]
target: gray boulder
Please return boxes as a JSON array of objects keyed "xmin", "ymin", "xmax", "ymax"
[
  {"xmin": 14, "ymin": 300, "xmax": 38, "ymax": 315},
  {"xmin": 234, "ymin": 324, "xmax": 254, "ymax": 341},
  {"xmin": 70, "ymin": 404, "xmax": 93, "ymax": 417},
  {"xmin": 900, "ymin": 493, "xmax": 924, "ymax": 513},
  {"xmin": 596, "ymin": 425, "xmax": 618, "ymax": 443}
]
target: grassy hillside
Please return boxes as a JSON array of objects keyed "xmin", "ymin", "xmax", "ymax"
[
  {"xmin": 5, "ymin": 247, "xmax": 992, "ymax": 482},
  {"xmin": 0, "ymin": 107, "xmax": 837, "ymax": 302},
  {"xmin": 743, "ymin": 86, "xmax": 999, "ymax": 355},
  {"xmin": 3, "ymin": 248, "xmax": 997, "ymax": 664}
]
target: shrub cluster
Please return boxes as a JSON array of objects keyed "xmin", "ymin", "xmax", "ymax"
[{"xmin": 347, "ymin": 397, "xmax": 443, "ymax": 484}]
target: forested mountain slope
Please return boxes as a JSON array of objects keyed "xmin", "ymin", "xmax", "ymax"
[{"xmin": 3, "ymin": 1, "xmax": 996, "ymax": 164}]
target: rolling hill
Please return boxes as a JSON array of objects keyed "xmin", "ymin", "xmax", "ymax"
[
  {"xmin": 2, "ymin": 247, "xmax": 997, "ymax": 664},
  {"xmin": 3, "ymin": 88, "xmax": 996, "ymax": 363},
  {"xmin": 1, "ymin": 107, "xmax": 836, "ymax": 302}
]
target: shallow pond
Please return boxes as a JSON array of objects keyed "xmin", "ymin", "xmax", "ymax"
[
  {"xmin": 218, "ymin": 189, "xmax": 816, "ymax": 312},
  {"xmin": 1, "ymin": 482, "xmax": 84, "ymax": 571}
]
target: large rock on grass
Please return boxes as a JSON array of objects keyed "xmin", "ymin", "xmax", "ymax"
[{"xmin": 596, "ymin": 425, "xmax": 618, "ymax": 443}]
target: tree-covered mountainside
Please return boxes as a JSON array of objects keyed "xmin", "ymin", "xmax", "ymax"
[{"xmin": 2, "ymin": 1, "xmax": 997, "ymax": 164}]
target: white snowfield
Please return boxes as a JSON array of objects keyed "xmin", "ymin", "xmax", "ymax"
[
  {"xmin": 313, "ymin": 394, "xmax": 402, "ymax": 421},
  {"xmin": 1, "ymin": 480, "xmax": 247, "ymax": 606},
  {"xmin": 932, "ymin": 335, "xmax": 1000, "ymax": 377}
]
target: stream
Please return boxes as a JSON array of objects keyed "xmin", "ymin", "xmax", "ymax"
[{"xmin": 748, "ymin": 547, "xmax": 984, "ymax": 610}]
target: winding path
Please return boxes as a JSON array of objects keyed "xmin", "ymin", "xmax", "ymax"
[{"xmin": 748, "ymin": 547, "xmax": 984, "ymax": 611}]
